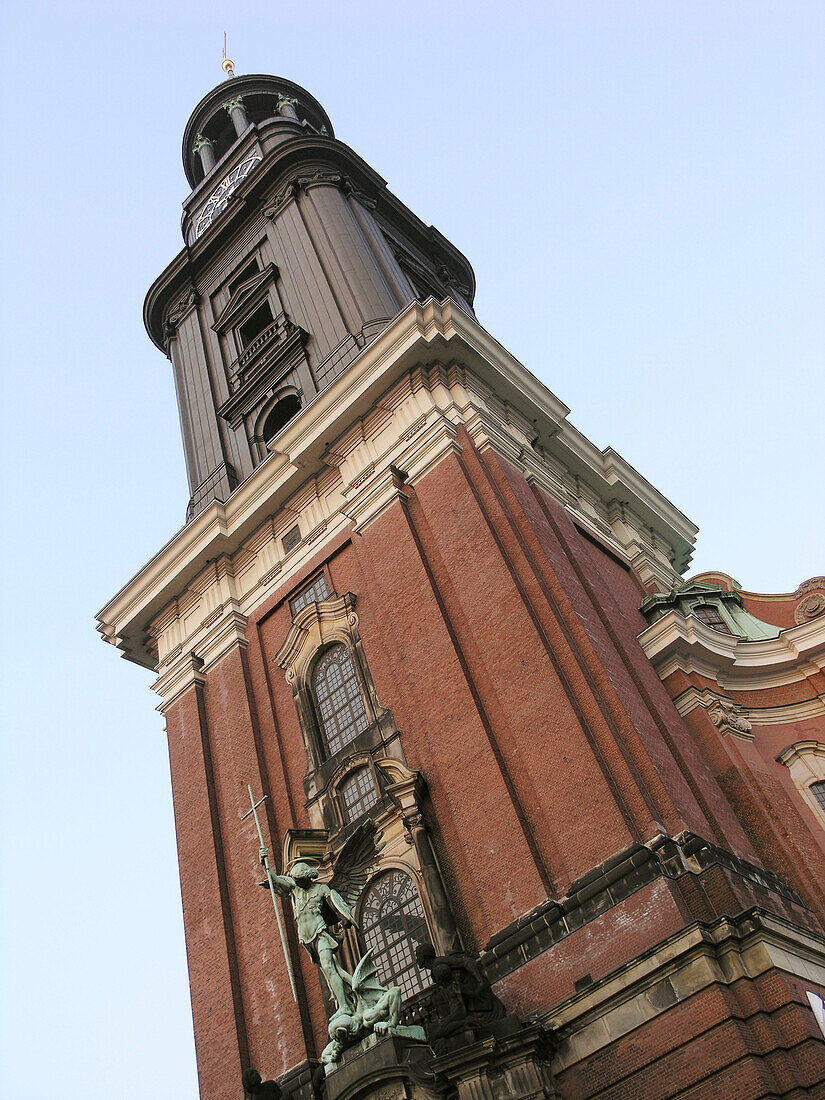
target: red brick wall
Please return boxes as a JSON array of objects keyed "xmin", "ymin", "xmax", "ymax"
[
  {"xmin": 555, "ymin": 970, "xmax": 825, "ymax": 1099},
  {"xmin": 161, "ymin": 433, "xmax": 825, "ymax": 1093}
]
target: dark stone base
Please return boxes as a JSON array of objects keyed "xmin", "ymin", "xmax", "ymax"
[
  {"xmin": 323, "ymin": 1033, "xmax": 437, "ymax": 1100},
  {"xmin": 275, "ymin": 1058, "xmax": 323, "ymax": 1100},
  {"xmin": 431, "ymin": 1022, "xmax": 559, "ymax": 1100}
]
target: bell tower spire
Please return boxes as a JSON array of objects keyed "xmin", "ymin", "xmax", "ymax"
[
  {"xmin": 221, "ymin": 31, "xmax": 235, "ymax": 78},
  {"xmin": 146, "ymin": 71, "xmax": 475, "ymax": 519}
]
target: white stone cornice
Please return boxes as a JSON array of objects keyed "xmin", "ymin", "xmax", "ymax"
[
  {"xmin": 639, "ymin": 607, "xmax": 825, "ymax": 692},
  {"xmin": 672, "ymin": 685, "xmax": 825, "ymax": 726},
  {"xmin": 99, "ymin": 298, "xmax": 699, "ymax": 668},
  {"xmin": 153, "ymin": 652, "xmax": 205, "ymax": 714},
  {"xmin": 341, "ymin": 465, "xmax": 411, "ymax": 533}
]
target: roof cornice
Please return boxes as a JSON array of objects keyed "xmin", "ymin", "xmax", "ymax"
[{"xmin": 99, "ymin": 299, "xmax": 697, "ymax": 668}]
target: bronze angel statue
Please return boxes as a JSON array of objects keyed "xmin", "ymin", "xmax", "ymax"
[{"xmin": 261, "ymin": 821, "xmax": 424, "ymax": 1068}]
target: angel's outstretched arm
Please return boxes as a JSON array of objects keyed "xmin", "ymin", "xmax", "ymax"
[{"xmin": 265, "ymin": 871, "xmax": 296, "ymax": 898}]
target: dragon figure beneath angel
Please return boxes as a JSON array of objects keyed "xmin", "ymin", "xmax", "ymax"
[{"xmin": 262, "ymin": 821, "xmax": 425, "ymax": 1068}]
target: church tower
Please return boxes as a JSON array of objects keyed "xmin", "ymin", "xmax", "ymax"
[{"xmin": 99, "ymin": 67, "xmax": 825, "ymax": 1100}]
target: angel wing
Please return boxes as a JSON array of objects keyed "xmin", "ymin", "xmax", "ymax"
[{"xmin": 328, "ymin": 818, "xmax": 384, "ymax": 912}]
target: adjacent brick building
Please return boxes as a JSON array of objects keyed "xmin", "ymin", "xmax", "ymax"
[{"xmin": 97, "ymin": 69, "xmax": 825, "ymax": 1099}]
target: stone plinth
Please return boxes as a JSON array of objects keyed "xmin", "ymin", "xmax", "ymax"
[
  {"xmin": 323, "ymin": 1033, "xmax": 437, "ymax": 1100},
  {"xmin": 430, "ymin": 1022, "xmax": 559, "ymax": 1100}
]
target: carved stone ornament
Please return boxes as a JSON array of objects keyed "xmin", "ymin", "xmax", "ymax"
[
  {"xmin": 795, "ymin": 591, "xmax": 825, "ymax": 624},
  {"xmin": 164, "ymin": 287, "xmax": 199, "ymax": 339},
  {"xmin": 264, "ymin": 171, "xmax": 358, "ymax": 220},
  {"xmin": 222, "ymin": 95, "xmax": 245, "ymax": 114},
  {"xmin": 438, "ymin": 264, "xmax": 472, "ymax": 299},
  {"xmin": 797, "ymin": 576, "xmax": 825, "ymax": 596},
  {"xmin": 708, "ymin": 697, "xmax": 753, "ymax": 740}
]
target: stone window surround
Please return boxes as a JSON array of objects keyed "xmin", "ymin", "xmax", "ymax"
[
  {"xmin": 328, "ymin": 752, "xmax": 385, "ymax": 830},
  {"xmin": 776, "ymin": 741, "xmax": 825, "ymax": 831},
  {"xmin": 275, "ymin": 591, "xmax": 400, "ymax": 819}
]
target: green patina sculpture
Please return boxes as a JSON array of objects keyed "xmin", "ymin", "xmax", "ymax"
[
  {"xmin": 260, "ymin": 843, "xmax": 425, "ymax": 1068},
  {"xmin": 265, "ymin": 860, "xmax": 357, "ymax": 1013}
]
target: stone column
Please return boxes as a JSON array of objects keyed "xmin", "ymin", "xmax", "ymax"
[
  {"xmin": 193, "ymin": 133, "xmax": 216, "ymax": 175},
  {"xmin": 223, "ymin": 95, "xmax": 249, "ymax": 137},
  {"xmin": 404, "ymin": 810, "xmax": 462, "ymax": 952},
  {"xmin": 277, "ymin": 93, "xmax": 300, "ymax": 121}
]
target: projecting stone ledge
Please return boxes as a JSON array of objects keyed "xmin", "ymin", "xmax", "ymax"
[{"xmin": 322, "ymin": 1032, "xmax": 433, "ymax": 1100}]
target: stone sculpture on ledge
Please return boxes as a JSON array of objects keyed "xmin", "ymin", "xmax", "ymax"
[
  {"xmin": 261, "ymin": 835, "xmax": 425, "ymax": 1072},
  {"xmin": 413, "ymin": 943, "xmax": 512, "ymax": 1054}
]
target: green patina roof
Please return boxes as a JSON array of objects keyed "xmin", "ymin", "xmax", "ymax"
[{"xmin": 640, "ymin": 581, "xmax": 780, "ymax": 640}]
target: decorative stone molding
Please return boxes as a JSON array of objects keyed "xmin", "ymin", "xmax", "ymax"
[
  {"xmin": 541, "ymin": 909, "xmax": 825, "ymax": 1076},
  {"xmin": 164, "ymin": 286, "xmax": 199, "ymax": 339},
  {"xmin": 796, "ymin": 591, "xmax": 825, "ymax": 624},
  {"xmin": 153, "ymin": 652, "xmax": 205, "ymax": 713},
  {"xmin": 638, "ymin": 605, "xmax": 825, "ymax": 693},
  {"xmin": 276, "ymin": 592, "xmax": 360, "ymax": 688},
  {"xmin": 798, "ymin": 576, "xmax": 825, "ymax": 597},
  {"xmin": 707, "ymin": 696, "xmax": 753, "ymax": 740},
  {"xmin": 192, "ymin": 133, "xmax": 215, "ymax": 154},
  {"xmin": 671, "ymin": 685, "xmax": 825, "ymax": 726},
  {"xmin": 777, "ymin": 741, "xmax": 825, "ymax": 830},
  {"xmin": 480, "ymin": 833, "xmax": 805, "ymax": 986},
  {"xmin": 99, "ymin": 300, "xmax": 700, "ymax": 670}
]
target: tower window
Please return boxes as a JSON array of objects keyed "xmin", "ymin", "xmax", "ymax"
[
  {"xmin": 262, "ymin": 395, "xmax": 302, "ymax": 444},
  {"xmin": 339, "ymin": 767, "xmax": 379, "ymax": 823},
  {"xmin": 360, "ymin": 870, "xmax": 429, "ymax": 999},
  {"xmin": 693, "ymin": 604, "xmax": 734, "ymax": 634},
  {"xmin": 290, "ymin": 574, "xmax": 331, "ymax": 618},
  {"xmin": 811, "ymin": 781, "xmax": 825, "ymax": 814},
  {"xmin": 239, "ymin": 301, "xmax": 274, "ymax": 348},
  {"xmin": 312, "ymin": 644, "xmax": 370, "ymax": 756}
]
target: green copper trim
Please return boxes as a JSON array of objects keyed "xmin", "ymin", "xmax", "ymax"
[{"xmin": 192, "ymin": 133, "xmax": 215, "ymax": 154}]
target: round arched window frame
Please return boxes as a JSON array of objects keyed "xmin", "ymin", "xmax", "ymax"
[
  {"xmin": 311, "ymin": 643, "xmax": 370, "ymax": 758},
  {"xmin": 359, "ymin": 869, "xmax": 430, "ymax": 1000},
  {"xmin": 262, "ymin": 393, "xmax": 301, "ymax": 443}
]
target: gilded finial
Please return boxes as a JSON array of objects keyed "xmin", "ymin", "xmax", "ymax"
[{"xmin": 222, "ymin": 31, "xmax": 235, "ymax": 78}]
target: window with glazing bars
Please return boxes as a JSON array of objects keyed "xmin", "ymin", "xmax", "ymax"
[
  {"xmin": 339, "ymin": 767, "xmax": 379, "ymax": 822},
  {"xmin": 290, "ymin": 574, "xmax": 331, "ymax": 618},
  {"xmin": 693, "ymin": 604, "xmax": 734, "ymax": 634},
  {"xmin": 361, "ymin": 870, "xmax": 428, "ymax": 999},
  {"xmin": 811, "ymin": 781, "xmax": 825, "ymax": 814},
  {"xmin": 312, "ymin": 644, "xmax": 370, "ymax": 756}
]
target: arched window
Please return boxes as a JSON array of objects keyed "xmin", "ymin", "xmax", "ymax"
[
  {"xmin": 693, "ymin": 604, "xmax": 734, "ymax": 634},
  {"xmin": 361, "ymin": 870, "xmax": 429, "ymax": 999},
  {"xmin": 339, "ymin": 766, "xmax": 379, "ymax": 823},
  {"xmin": 811, "ymin": 781, "xmax": 825, "ymax": 814},
  {"xmin": 312, "ymin": 644, "xmax": 370, "ymax": 756},
  {"xmin": 262, "ymin": 394, "xmax": 302, "ymax": 443}
]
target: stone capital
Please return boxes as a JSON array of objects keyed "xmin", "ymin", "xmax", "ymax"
[
  {"xmin": 221, "ymin": 95, "xmax": 245, "ymax": 114},
  {"xmin": 192, "ymin": 132, "xmax": 214, "ymax": 154}
]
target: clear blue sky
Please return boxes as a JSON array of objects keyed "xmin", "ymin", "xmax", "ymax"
[{"xmin": 1, "ymin": 2, "xmax": 822, "ymax": 1097}]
